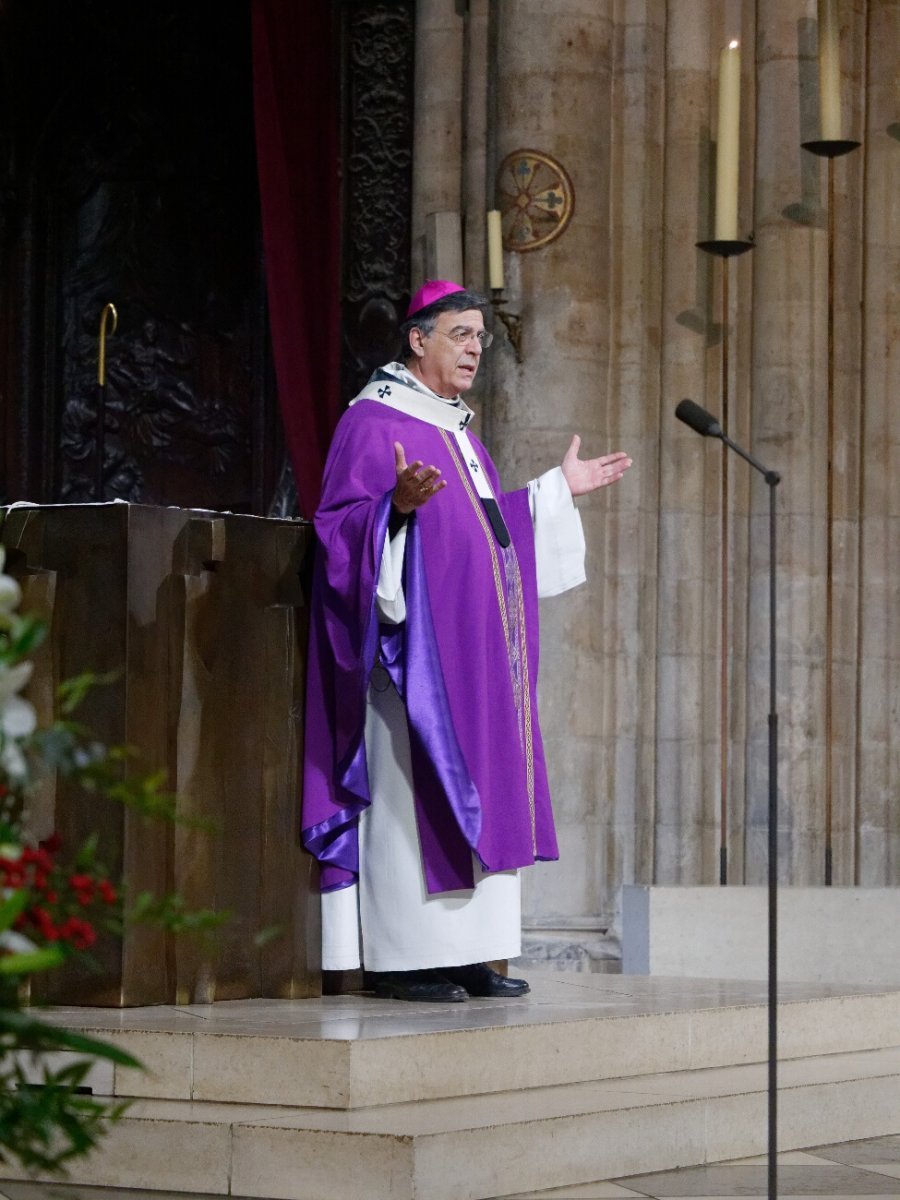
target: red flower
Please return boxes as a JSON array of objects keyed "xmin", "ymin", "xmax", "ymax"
[
  {"xmin": 69, "ymin": 874, "xmax": 95, "ymax": 906},
  {"xmin": 39, "ymin": 833, "xmax": 62, "ymax": 854},
  {"xmin": 98, "ymin": 880, "xmax": 117, "ymax": 904},
  {"xmin": 59, "ymin": 917, "xmax": 96, "ymax": 950},
  {"xmin": 32, "ymin": 908, "xmax": 60, "ymax": 941},
  {"xmin": 22, "ymin": 847, "xmax": 53, "ymax": 872}
]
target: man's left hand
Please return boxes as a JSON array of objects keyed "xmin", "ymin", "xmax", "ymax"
[{"xmin": 561, "ymin": 436, "xmax": 633, "ymax": 497}]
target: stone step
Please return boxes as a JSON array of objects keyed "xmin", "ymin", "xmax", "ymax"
[
  {"xmin": 3, "ymin": 1047, "xmax": 900, "ymax": 1200},
  {"xmin": 38, "ymin": 972, "xmax": 900, "ymax": 1111}
]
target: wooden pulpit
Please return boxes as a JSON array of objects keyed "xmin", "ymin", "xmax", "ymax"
[{"xmin": 1, "ymin": 503, "xmax": 320, "ymax": 1005}]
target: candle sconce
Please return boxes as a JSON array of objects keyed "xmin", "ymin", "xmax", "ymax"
[
  {"xmin": 801, "ymin": 139, "xmax": 860, "ymax": 159},
  {"xmin": 695, "ymin": 238, "xmax": 754, "ymax": 258},
  {"xmin": 491, "ymin": 289, "xmax": 523, "ymax": 364}
]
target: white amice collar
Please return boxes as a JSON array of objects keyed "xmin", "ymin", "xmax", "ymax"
[{"xmin": 351, "ymin": 362, "xmax": 475, "ymax": 432}]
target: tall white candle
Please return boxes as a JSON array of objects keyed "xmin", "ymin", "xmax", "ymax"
[
  {"xmin": 487, "ymin": 210, "xmax": 504, "ymax": 289},
  {"xmin": 715, "ymin": 40, "xmax": 741, "ymax": 242},
  {"xmin": 818, "ymin": 0, "xmax": 841, "ymax": 140}
]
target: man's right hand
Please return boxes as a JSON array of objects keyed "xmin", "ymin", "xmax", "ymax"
[{"xmin": 392, "ymin": 441, "xmax": 447, "ymax": 514}]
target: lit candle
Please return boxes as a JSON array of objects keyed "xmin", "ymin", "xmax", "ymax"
[
  {"xmin": 818, "ymin": 0, "xmax": 841, "ymax": 140},
  {"xmin": 714, "ymin": 40, "xmax": 741, "ymax": 242},
  {"xmin": 487, "ymin": 209, "xmax": 504, "ymax": 290}
]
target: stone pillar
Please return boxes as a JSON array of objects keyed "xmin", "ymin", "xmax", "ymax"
[
  {"xmin": 749, "ymin": 0, "xmax": 830, "ymax": 884},
  {"xmin": 599, "ymin": 0, "xmax": 668, "ymax": 918},
  {"xmin": 827, "ymin": 0, "xmax": 867, "ymax": 883},
  {"xmin": 410, "ymin": 0, "xmax": 465, "ymax": 284},
  {"xmin": 483, "ymin": 0, "xmax": 652, "ymax": 963},
  {"xmin": 462, "ymin": 0, "xmax": 490, "ymax": 289},
  {"xmin": 656, "ymin": 0, "xmax": 720, "ymax": 886},
  {"xmin": 857, "ymin": 0, "xmax": 900, "ymax": 883}
]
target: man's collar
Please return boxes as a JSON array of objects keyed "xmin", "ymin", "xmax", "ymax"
[{"xmin": 351, "ymin": 363, "xmax": 474, "ymax": 432}]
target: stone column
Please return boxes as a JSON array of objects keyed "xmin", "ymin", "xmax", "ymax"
[
  {"xmin": 410, "ymin": 0, "xmax": 465, "ymax": 284},
  {"xmin": 856, "ymin": 0, "xmax": 900, "ymax": 884},
  {"xmin": 748, "ymin": 0, "xmax": 831, "ymax": 884},
  {"xmin": 826, "ymin": 0, "xmax": 867, "ymax": 883},
  {"xmin": 483, "ymin": 0, "xmax": 665, "ymax": 963},
  {"xmin": 601, "ymin": 0, "xmax": 670, "ymax": 917},
  {"xmin": 462, "ymin": 0, "xmax": 490, "ymax": 289},
  {"xmin": 656, "ymin": 0, "xmax": 722, "ymax": 886}
]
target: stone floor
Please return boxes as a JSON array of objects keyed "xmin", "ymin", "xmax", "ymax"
[
  {"xmin": 2, "ymin": 972, "xmax": 900, "ymax": 1199},
  {"xmin": 506, "ymin": 1135, "xmax": 900, "ymax": 1198},
  {"xmin": 5, "ymin": 1136, "xmax": 900, "ymax": 1200}
]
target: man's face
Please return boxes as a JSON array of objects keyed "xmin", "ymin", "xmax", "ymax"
[{"xmin": 409, "ymin": 308, "xmax": 485, "ymax": 397}]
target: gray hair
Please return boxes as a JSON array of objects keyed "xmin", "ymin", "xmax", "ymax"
[{"xmin": 398, "ymin": 288, "xmax": 489, "ymax": 363}]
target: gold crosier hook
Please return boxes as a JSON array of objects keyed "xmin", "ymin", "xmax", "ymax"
[{"xmin": 97, "ymin": 302, "xmax": 118, "ymax": 386}]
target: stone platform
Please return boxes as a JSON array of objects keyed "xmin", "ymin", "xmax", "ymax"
[{"xmin": 3, "ymin": 971, "xmax": 900, "ymax": 1200}]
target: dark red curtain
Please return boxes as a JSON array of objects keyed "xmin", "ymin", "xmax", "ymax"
[{"xmin": 251, "ymin": 0, "xmax": 341, "ymax": 518}]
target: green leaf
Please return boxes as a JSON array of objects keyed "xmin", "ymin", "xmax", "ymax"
[
  {"xmin": 6, "ymin": 616, "xmax": 46, "ymax": 660},
  {"xmin": 0, "ymin": 946, "xmax": 66, "ymax": 976},
  {"xmin": 253, "ymin": 924, "xmax": 285, "ymax": 948},
  {"xmin": 0, "ymin": 1007, "xmax": 142, "ymax": 1068},
  {"xmin": 57, "ymin": 670, "xmax": 120, "ymax": 716},
  {"xmin": 0, "ymin": 888, "xmax": 30, "ymax": 933},
  {"xmin": 0, "ymin": 1049, "xmax": 133, "ymax": 1174}
]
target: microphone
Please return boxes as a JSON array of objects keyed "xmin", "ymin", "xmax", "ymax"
[{"xmin": 675, "ymin": 399, "xmax": 722, "ymax": 438}]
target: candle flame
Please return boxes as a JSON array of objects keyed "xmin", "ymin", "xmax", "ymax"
[{"xmin": 729, "ymin": 39, "xmax": 739, "ymax": 49}]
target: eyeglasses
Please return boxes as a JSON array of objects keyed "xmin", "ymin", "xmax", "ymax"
[{"xmin": 431, "ymin": 327, "xmax": 494, "ymax": 349}]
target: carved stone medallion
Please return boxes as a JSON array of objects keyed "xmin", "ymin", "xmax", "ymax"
[{"xmin": 496, "ymin": 150, "xmax": 575, "ymax": 252}]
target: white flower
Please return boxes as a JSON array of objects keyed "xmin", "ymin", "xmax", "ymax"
[
  {"xmin": 0, "ymin": 549, "xmax": 35, "ymax": 786},
  {"xmin": 0, "ymin": 929, "xmax": 38, "ymax": 956},
  {"xmin": 2, "ymin": 693, "xmax": 36, "ymax": 740},
  {"xmin": 0, "ymin": 573, "xmax": 21, "ymax": 615},
  {"xmin": 1, "ymin": 544, "xmax": 24, "ymax": 618},
  {"xmin": 1, "ymin": 736, "xmax": 29, "ymax": 783},
  {"xmin": 0, "ymin": 662, "xmax": 33, "ymax": 703},
  {"xmin": 0, "ymin": 664, "xmax": 36, "ymax": 784},
  {"xmin": 0, "ymin": 662, "xmax": 36, "ymax": 776}
]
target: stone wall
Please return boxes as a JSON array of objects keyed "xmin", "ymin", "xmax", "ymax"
[{"xmin": 411, "ymin": 0, "xmax": 899, "ymax": 967}]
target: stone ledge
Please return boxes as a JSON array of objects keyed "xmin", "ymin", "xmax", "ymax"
[
  {"xmin": 622, "ymin": 885, "xmax": 900, "ymax": 984},
  {"xmin": 4, "ymin": 1048, "xmax": 900, "ymax": 1200}
]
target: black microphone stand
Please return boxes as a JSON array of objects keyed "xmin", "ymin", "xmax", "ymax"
[
  {"xmin": 721, "ymin": 433, "xmax": 781, "ymax": 1200},
  {"xmin": 676, "ymin": 403, "xmax": 781, "ymax": 1199}
]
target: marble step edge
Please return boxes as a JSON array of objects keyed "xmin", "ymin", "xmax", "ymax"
[
  {"xmin": 3, "ymin": 1047, "xmax": 900, "ymax": 1200},
  {"xmin": 89, "ymin": 988, "xmax": 900, "ymax": 1110}
]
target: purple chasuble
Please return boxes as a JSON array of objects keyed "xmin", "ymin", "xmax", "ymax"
[{"xmin": 302, "ymin": 397, "xmax": 559, "ymax": 895}]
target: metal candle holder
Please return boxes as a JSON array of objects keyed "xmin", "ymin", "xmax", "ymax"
[{"xmin": 490, "ymin": 289, "xmax": 523, "ymax": 364}]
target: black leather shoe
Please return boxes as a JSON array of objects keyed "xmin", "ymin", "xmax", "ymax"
[
  {"xmin": 439, "ymin": 962, "xmax": 530, "ymax": 997},
  {"xmin": 369, "ymin": 969, "xmax": 467, "ymax": 1003}
]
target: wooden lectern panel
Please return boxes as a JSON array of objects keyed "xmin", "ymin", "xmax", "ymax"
[{"xmin": 1, "ymin": 503, "xmax": 319, "ymax": 1005}]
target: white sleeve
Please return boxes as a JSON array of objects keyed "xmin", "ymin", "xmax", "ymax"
[
  {"xmin": 375, "ymin": 521, "xmax": 407, "ymax": 624},
  {"xmin": 321, "ymin": 884, "xmax": 361, "ymax": 971},
  {"xmin": 527, "ymin": 467, "xmax": 587, "ymax": 598}
]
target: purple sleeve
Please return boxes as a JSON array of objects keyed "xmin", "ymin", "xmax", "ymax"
[{"xmin": 301, "ymin": 406, "xmax": 399, "ymax": 884}]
